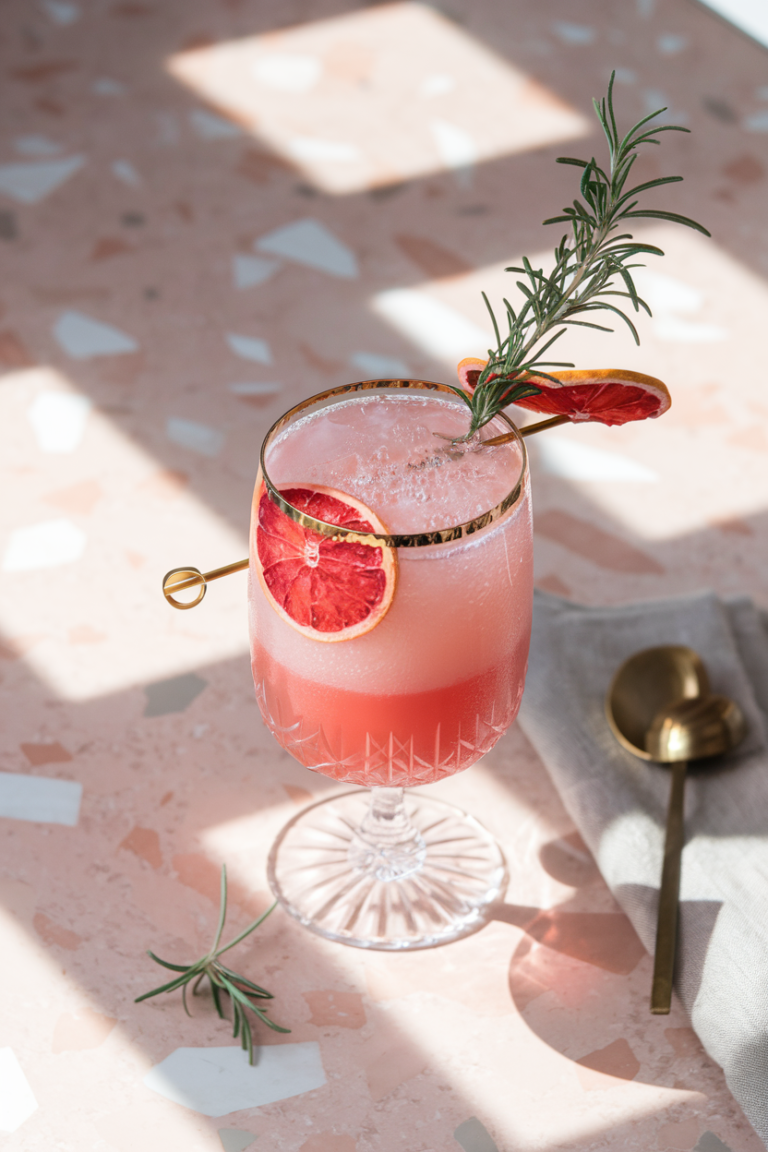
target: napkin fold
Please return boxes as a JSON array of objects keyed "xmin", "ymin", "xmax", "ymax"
[{"xmin": 518, "ymin": 589, "xmax": 768, "ymax": 1146}]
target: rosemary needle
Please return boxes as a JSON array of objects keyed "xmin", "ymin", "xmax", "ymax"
[
  {"xmin": 443, "ymin": 71, "xmax": 710, "ymax": 437},
  {"xmin": 135, "ymin": 866, "xmax": 289, "ymax": 1064}
]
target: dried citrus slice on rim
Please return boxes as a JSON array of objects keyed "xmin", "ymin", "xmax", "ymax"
[
  {"xmin": 457, "ymin": 360, "xmax": 670, "ymax": 427},
  {"xmin": 253, "ymin": 482, "xmax": 397, "ymax": 642},
  {"xmin": 457, "ymin": 357, "xmax": 489, "ymax": 393}
]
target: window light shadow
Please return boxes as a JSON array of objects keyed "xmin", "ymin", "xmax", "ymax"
[{"xmin": 167, "ymin": 2, "xmax": 590, "ymax": 195}]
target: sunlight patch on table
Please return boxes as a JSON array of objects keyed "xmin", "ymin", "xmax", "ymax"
[
  {"xmin": 696, "ymin": 0, "xmax": 768, "ymax": 48},
  {"xmin": 167, "ymin": 1, "xmax": 589, "ymax": 194},
  {"xmin": 0, "ymin": 367, "xmax": 249, "ymax": 701},
  {"xmin": 533, "ymin": 437, "xmax": 659, "ymax": 483},
  {"xmin": 631, "ymin": 269, "xmax": 729, "ymax": 344},
  {"xmin": 372, "ymin": 288, "xmax": 490, "ymax": 364},
  {"xmin": 0, "ymin": 894, "xmax": 208, "ymax": 1145},
  {"xmin": 371, "ymin": 226, "xmax": 768, "ymax": 544},
  {"xmin": 3, "ymin": 518, "xmax": 87, "ymax": 571},
  {"xmin": 24, "ymin": 372, "xmax": 91, "ymax": 453}
]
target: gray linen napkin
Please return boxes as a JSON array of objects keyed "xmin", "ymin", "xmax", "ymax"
[{"xmin": 517, "ymin": 590, "xmax": 768, "ymax": 1145}]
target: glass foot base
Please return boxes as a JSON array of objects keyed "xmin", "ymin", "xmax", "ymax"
[{"xmin": 267, "ymin": 790, "xmax": 507, "ymax": 950}]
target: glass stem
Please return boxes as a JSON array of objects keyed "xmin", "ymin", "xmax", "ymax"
[{"xmin": 348, "ymin": 787, "xmax": 426, "ymax": 881}]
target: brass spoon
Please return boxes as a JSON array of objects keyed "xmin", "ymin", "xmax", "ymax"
[
  {"xmin": 606, "ymin": 647, "xmax": 746, "ymax": 1014},
  {"xmin": 644, "ymin": 694, "xmax": 746, "ymax": 1013}
]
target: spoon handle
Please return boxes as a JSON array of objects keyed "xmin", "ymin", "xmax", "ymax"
[{"xmin": 651, "ymin": 759, "xmax": 687, "ymax": 1014}]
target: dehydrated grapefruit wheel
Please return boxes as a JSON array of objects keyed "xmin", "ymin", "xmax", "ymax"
[
  {"xmin": 457, "ymin": 360, "xmax": 670, "ymax": 427},
  {"xmin": 254, "ymin": 482, "xmax": 397, "ymax": 642},
  {"xmin": 457, "ymin": 357, "xmax": 488, "ymax": 393}
]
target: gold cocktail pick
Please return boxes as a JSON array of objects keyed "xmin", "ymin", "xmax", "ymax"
[
  {"xmin": 481, "ymin": 413, "xmax": 568, "ymax": 446},
  {"xmin": 162, "ymin": 559, "xmax": 249, "ymax": 609}
]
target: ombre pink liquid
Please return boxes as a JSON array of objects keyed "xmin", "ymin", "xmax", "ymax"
[{"xmin": 249, "ymin": 394, "xmax": 533, "ymax": 787}]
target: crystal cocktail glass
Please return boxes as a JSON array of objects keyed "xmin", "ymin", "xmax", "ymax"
[{"xmin": 250, "ymin": 379, "xmax": 532, "ymax": 949}]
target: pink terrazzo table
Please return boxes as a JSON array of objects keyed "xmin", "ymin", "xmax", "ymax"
[{"xmin": 1, "ymin": 1, "xmax": 767, "ymax": 1149}]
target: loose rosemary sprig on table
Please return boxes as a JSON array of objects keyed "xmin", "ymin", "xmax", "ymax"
[
  {"xmin": 449, "ymin": 71, "xmax": 710, "ymax": 437},
  {"xmin": 135, "ymin": 866, "xmax": 289, "ymax": 1064}
]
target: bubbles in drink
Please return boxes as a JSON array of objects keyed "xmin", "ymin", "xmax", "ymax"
[{"xmin": 267, "ymin": 395, "xmax": 522, "ymax": 532}]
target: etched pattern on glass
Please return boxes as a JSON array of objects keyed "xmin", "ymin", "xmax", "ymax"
[{"xmin": 254, "ymin": 678, "xmax": 522, "ymax": 785}]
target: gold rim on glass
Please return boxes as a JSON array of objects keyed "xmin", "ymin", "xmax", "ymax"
[
  {"xmin": 259, "ymin": 378, "xmax": 528, "ymax": 550},
  {"xmin": 162, "ymin": 378, "xmax": 529, "ymax": 608}
]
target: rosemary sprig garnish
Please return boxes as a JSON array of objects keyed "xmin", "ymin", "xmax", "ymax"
[
  {"xmin": 135, "ymin": 866, "xmax": 289, "ymax": 1064},
  {"xmin": 448, "ymin": 71, "xmax": 710, "ymax": 436}
]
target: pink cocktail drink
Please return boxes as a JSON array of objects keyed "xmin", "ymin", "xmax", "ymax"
[{"xmin": 249, "ymin": 390, "xmax": 532, "ymax": 788}]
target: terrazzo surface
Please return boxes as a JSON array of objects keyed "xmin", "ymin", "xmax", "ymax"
[{"xmin": 1, "ymin": 0, "xmax": 768, "ymax": 1149}]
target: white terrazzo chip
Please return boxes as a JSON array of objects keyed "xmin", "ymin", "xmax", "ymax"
[
  {"xmin": 166, "ymin": 417, "xmax": 225, "ymax": 457},
  {"xmin": 41, "ymin": 0, "xmax": 81, "ymax": 25},
  {"xmin": 112, "ymin": 159, "xmax": 141, "ymax": 186},
  {"xmin": 53, "ymin": 311, "xmax": 138, "ymax": 359},
  {"xmin": 256, "ymin": 219, "xmax": 358, "ymax": 279},
  {"xmin": 228, "ymin": 381, "xmax": 282, "ymax": 397},
  {"xmin": 92, "ymin": 77, "xmax": 125, "ymax": 96},
  {"xmin": 745, "ymin": 110, "xmax": 768, "ymax": 131},
  {"xmin": 350, "ymin": 352, "xmax": 411, "ymax": 378},
  {"xmin": 0, "ymin": 773, "xmax": 82, "ymax": 826},
  {"xmin": 14, "ymin": 135, "xmax": 63, "ymax": 156},
  {"xmin": 0, "ymin": 155, "xmax": 84, "ymax": 204},
  {"xmin": 454, "ymin": 1117, "xmax": 499, "ymax": 1152},
  {"xmin": 233, "ymin": 255, "xmax": 281, "ymax": 289},
  {"xmin": 226, "ymin": 334, "xmax": 272, "ymax": 364},
  {"xmin": 144, "ymin": 1044, "xmax": 326, "ymax": 1117},
  {"xmin": 552, "ymin": 21, "xmax": 596, "ymax": 44},
  {"xmin": 189, "ymin": 109, "xmax": 243, "ymax": 139},
  {"xmin": 0, "ymin": 1049, "xmax": 38, "ymax": 1133},
  {"xmin": 218, "ymin": 1130, "xmax": 258, "ymax": 1152}
]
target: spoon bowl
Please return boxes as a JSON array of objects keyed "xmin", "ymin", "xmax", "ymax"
[
  {"xmin": 645, "ymin": 694, "xmax": 748, "ymax": 763},
  {"xmin": 606, "ymin": 645, "xmax": 709, "ymax": 758}
]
